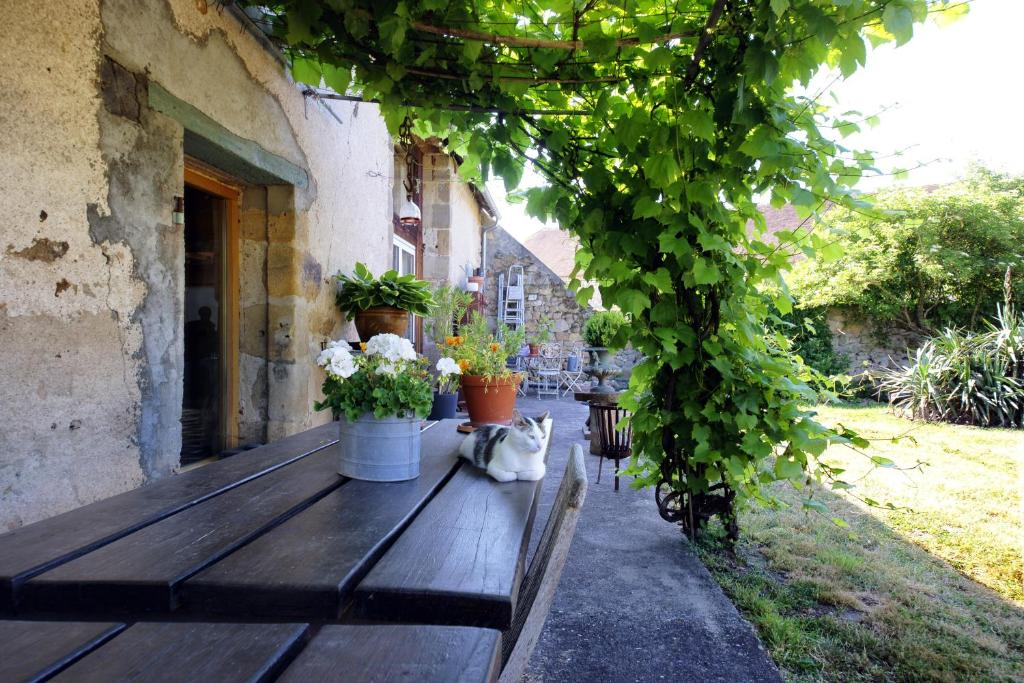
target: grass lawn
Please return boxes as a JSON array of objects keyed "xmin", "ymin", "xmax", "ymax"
[{"xmin": 698, "ymin": 402, "xmax": 1024, "ymax": 682}]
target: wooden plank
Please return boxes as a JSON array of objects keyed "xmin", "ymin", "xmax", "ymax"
[
  {"xmin": 181, "ymin": 422, "xmax": 467, "ymax": 619},
  {"xmin": 0, "ymin": 621, "xmax": 125, "ymax": 683},
  {"xmin": 353, "ymin": 419, "xmax": 552, "ymax": 630},
  {"xmin": 278, "ymin": 624, "xmax": 501, "ymax": 683},
  {"xmin": 50, "ymin": 622, "xmax": 308, "ymax": 683},
  {"xmin": 0, "ymin": 423, "xmax": 337, "ymax": 612},
  {"xmin": 19, "ymin": 448, "xmax": 343, "ymax": 617}
]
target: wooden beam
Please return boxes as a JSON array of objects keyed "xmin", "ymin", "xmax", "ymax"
[{"xmin": 411, "ymin": 21, "xmax": 698, "ymax": 50}]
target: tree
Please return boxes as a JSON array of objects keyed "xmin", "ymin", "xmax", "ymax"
[
  {"xmin": 789, "ymin": 167, "xmax": 1024, "ymax": 335},
  {"xmin": 254, "ymin": 0, "xmax": 963, "ymax": 537}
]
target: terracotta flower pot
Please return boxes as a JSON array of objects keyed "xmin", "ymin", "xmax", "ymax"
[
  {"xmin": 528, "ymin": 343, "xmax": 541, "ymax": 356},
  {"xmin": 354, "ymin": 306, "xmax": 409, "ymax": 341},
  {"xmin": 461, "ymin": 374, "xmax": 522, "ymax": 426}
]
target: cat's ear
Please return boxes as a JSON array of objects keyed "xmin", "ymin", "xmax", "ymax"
[
  {"xmin": 534, "ymin": 411, "xmax": 550, "ymax": 425},
  {"xmin": 511, "ymin": 409, "xmax": 526, "ymax": 427}
]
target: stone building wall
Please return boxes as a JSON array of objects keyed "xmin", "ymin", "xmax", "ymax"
[
  {"xmin": 484, "ymin": 227, "xmax": 589, "ymax": 343},
  {"xmin": 827, "ymin": 309, "xmax": 920, "ymax": 372},
  {"xmin": 0, "ymin": 0, "xmax": 396, "ymax": 530}
]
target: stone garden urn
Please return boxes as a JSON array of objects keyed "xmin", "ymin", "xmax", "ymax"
[{"xmin": 583, "ymin": 347, "xmax": 620, "ymax": 394}]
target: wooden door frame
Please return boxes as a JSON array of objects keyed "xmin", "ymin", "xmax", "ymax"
[{"xmin": 184, "ymin": 162, "xmax": 241, "ymax": 452}]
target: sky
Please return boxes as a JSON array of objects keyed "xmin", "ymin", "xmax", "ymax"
[{"xmin": 488, "ymin": 0, "xmax": 1024, "ymax": 241}]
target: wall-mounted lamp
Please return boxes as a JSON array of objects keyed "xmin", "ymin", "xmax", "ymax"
[
  {"xmin": 398, "ymin": 115, "xmax": 422, "ymax": 229},
  {"xmin": 172, "ymin": 196, "xmax": 185, "ymax": 226},
  {"xmin": 398, "ymin": 196, "xmax": 421, "ymax": 228}
]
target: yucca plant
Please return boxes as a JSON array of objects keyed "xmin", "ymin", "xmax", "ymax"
[{"xmin": 878, "ymin": 306, "xmax": 1024, "ymax": 428}]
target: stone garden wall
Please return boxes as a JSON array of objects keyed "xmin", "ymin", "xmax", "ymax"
[{"xmin": 827, "ymin": 309, "xmax": 920, "ymax": 372}]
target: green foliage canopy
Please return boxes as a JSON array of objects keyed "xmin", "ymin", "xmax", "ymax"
[
  {"xmin": 789, "ymin": 168, "xmax": 1024, "ymax": 335},
  {"xmin": 256, "ymin": 0, "xmax": 962, "ymax": 535}
]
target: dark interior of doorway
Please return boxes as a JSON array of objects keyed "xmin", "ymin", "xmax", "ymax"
[{"xmin": 181, "ymin": 184, "xmax": 224, "ymax": 466}]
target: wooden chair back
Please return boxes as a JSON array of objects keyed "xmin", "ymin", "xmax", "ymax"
[
  {"xmin": 499, "ymin": 446, "xmax": 588, "ymax": 683},
  {"xmin": 591, "ymin": 403, "xmax": 632, "ymax": 458}
]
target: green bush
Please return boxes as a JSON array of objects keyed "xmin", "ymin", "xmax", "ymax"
[
  {"xmin": 877, "ymin": 307, "xmax": 1024, "ymax": 428},
  {"xmin": 583, "ymin": 310, "xmax": 626, "ymax": 348},
  {"xmin": 773, "ymin": 308, "xmax": 849, "ymax": 377},
  {"xmin": 789, "ymin": 167, "xmax": 1024, "ymax": 335},
  {"xmin": 334, "ymin": 262, "xmax": 435, "ymax": 320}
]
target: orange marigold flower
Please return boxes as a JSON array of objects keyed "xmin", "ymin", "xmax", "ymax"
[
  {"xmin": 445, "ymin": 336, "xmax": 457, "ymax": 346},
  {"xmin": 454, "ymin": 336, "xmax": 464, "ymax": 345},
  {"xmin": 489, "ymin": 342, "xmax": 501, "ymax": 352},
  {"xmin": 359, "ymin": 342, "xmax": 367, "ymax": 352},
  {"xmin": 457, "ymin": 359, "xmax": 471, "ymax": 371}
]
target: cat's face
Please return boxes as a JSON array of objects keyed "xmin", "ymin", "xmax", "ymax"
[{"xmin": 509, "ymin": 410, "xmax": 549, "ymax": 453}]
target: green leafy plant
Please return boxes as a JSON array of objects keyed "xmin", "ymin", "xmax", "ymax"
[
  {"xmin": 314, "ymin": 334, "xmax": 433, "ymax": 421},
  {"xmin": 583, "ymin": 311, "xmax": 626, "ymax": 348},
  {"xmin": 771, "ymin": 308, "xmax": 850, "ymax": 377},
  {"xmin": 449, "ymin": 312, "xmax": 525, "ymax": 381},
  {"xmin": 532, "ymin": 313, "xmax": 555, "ymax": 345},
  {"xmin": 265, "ymin": 0, "xmax": 951, "ymax": 538},
  {"xmin": 789, "ymin": 167, "xmax": 1024, "ymax": 336},
  {"xmin": 335, "ymin": 262, "xmax": 435, "ymax": 320},
  {"xmin": 424, "ymin": 283, "xmax": 473, "ymax": 348},
  {"xmin": 877, "ymin": 306, "xmax": 1024, "ymax": 427}
]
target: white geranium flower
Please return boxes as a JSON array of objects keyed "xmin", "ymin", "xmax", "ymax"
[
  {"xmin": 365, "ymin": 333, "xmax": 417, "ymax": 362},
  {"xmin": 328, "ymin": 353, "xmax": 357, "ymax": 379},
  {"xmin": 436, "ymin": 356, "xmax": 461, "ymax": 376},
  {"xmin": 375, "ymin": 362, "xmax": 398, "ymax": 376},
  {"xmin": 317, "ymin": 340, "xmax": 352, "ymax": 367}
]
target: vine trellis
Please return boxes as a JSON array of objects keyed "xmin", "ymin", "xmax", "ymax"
[{"xmin": 250, "ymin": 0, "xmax": 964, "ymax": 538}]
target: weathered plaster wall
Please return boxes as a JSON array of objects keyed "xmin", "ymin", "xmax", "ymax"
[
  {"xmin": 484, "ymin": 227, "xmax": 589, "ymax": 343},
  {"xmin": 0, "ymin": 0, "xmax": 394, "ymax": 530}
]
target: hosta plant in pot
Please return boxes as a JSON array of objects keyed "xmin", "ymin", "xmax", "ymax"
[
  {"xmin": 314, "ymin": 334, "xmax": 433, "ymax": 481},
  {"xmin": 428, "ymin": 355, "xmax": 462, "ymax": 420},
  {"xmin": 335, "ymin": 262, "xmax": 435, "ymax": 341},
  {"xmin": 450, "ymin": 313, "xmax": 526, "ymax": 427}
]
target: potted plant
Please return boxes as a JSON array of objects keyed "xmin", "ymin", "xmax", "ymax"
[
  {"xmin": 527, "ymin": 313, "xmax": 555, "ymax": 356},
  {"xmin": 583, "ymin": 310, "xmax": 626, "ymax": 364},
  {"xmin": 314, "ymin": 333, "xmax": 433, "ymax": 481},
  {"xmin": 428, "ymin": 355, "xmax": 462, "ymax": 420},
  {"xmin": 335, "ymin": 262, "xmax": 435, "ymax": 341},
  {"xmin": 424, "ymin": 283, "xmax": 474, "ymax": 350},
  {"xmin": 450, "ymin": 313, "xmax": 526, "ymax": 427}
]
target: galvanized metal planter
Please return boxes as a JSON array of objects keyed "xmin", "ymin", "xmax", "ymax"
[{"xmin": 337, "ymin": 413, "xmax": 421, "ymax": 481}]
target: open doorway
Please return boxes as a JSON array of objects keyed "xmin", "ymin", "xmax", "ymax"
[{"xmin": 181, "ymin": 166, "xmax": 239, "ymax": 466}]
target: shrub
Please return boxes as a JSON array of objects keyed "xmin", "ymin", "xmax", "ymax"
[
  {"xmin": 583, "ymin": 311, "xmax": 626, "ymax": 348},
  {"xmin": 773, "ymin": 308, "xmax": 849, "ymax": 377},
  {"xmin": 788, "ymin": 167, "xmax": 1024, "ymax": 335},
  {"xmin": 877, "ymin": 307, "xmax": 1024, "ymax": 427}
]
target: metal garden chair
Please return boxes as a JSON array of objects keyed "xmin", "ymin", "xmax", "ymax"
[{"xmin": 590, "ymin": 402, "xmax": 632, "ymax": 491}]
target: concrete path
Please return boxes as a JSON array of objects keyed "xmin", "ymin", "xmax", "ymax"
[{"xmin": 515, "ymin": 395, "xmax": 781, "ymax": 683}]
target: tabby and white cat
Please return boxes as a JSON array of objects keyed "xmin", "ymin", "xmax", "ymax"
[{"xmin": 458, "ymin": 410, "xmax": 550, "ymax": 482}]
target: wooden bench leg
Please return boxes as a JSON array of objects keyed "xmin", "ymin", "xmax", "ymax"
[
  {"xmin": 614, "ymin": 459, "xmax": 620, "ymax": 492},
  {"xmin": 597, "ymin": 453, "xmax": 604, "ymax": 484}
]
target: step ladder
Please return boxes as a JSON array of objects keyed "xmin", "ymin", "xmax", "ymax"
[{"xmin": 500, "ymin": 264, "xmax": 526, "ymax": 330}]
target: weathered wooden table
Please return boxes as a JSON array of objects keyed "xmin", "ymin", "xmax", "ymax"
[{"xmin": 0, "ymin": 419, "xmax": 551, "ymax": 682}]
